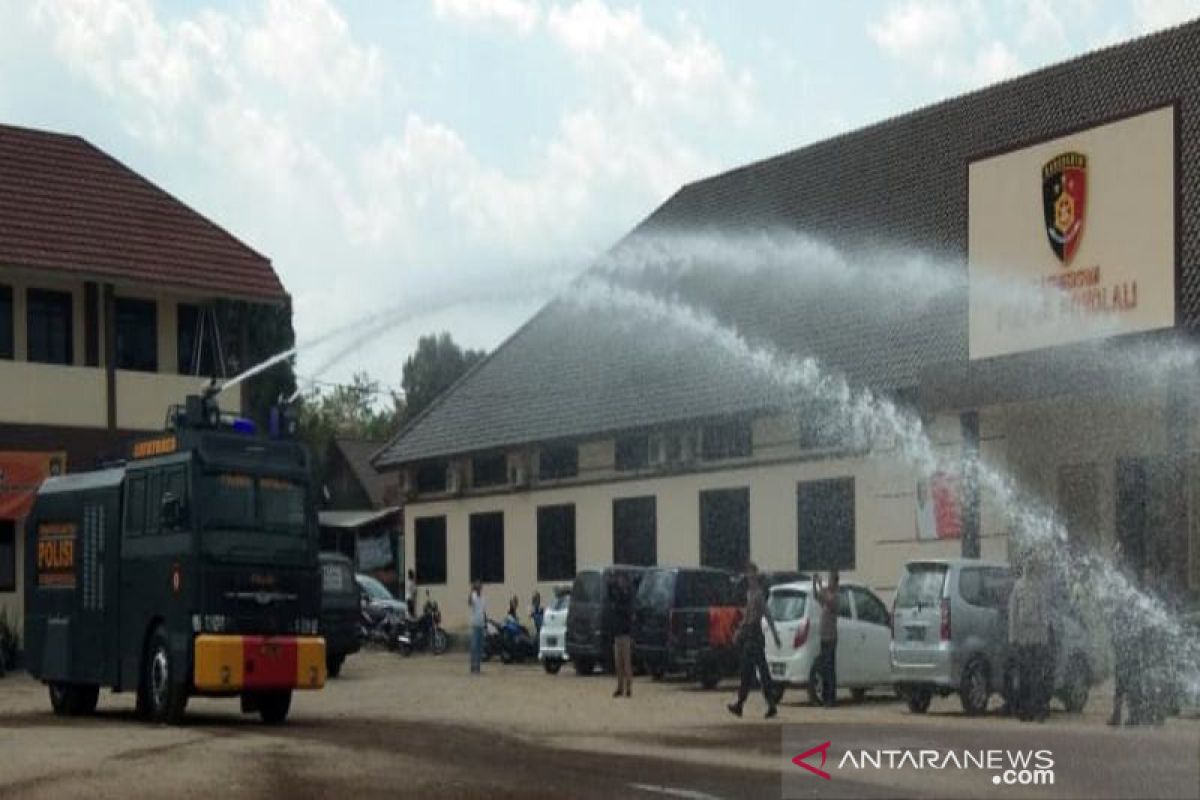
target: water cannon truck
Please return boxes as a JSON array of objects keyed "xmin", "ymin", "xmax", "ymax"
[{"xmin": 23, "ymin": 390, "xmax": 324, "ymax": 724}]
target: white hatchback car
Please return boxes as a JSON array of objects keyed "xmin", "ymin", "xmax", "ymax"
[
  {"xmin": 539, "ymin": 589, "xmax": 571, "ymax": 674},
  {"xmin": 763, "ymin": 579, "xmax": 893, "ymax": 704}
]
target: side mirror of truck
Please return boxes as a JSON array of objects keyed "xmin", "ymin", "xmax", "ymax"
[{"xmin": 161, "ymin": 492, "xmax": 183, "ymax": 529}]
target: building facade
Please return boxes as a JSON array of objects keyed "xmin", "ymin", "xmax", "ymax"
[
  {"xmin": 375, "ymin": 23, "xmax": 1200, "ymax": 630},
  {"xmin": 0, "ymin": 124, "xmax": 288, "ymax": 636}
]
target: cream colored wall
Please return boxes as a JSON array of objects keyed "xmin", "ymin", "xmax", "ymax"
[
  {"xmin": 403, "ymin": 383, "xmax": 1192, "ymax": 632},
  {"xmin": 0, "ymin": 269, "xmax": 242, "ymax": 430},
  {"xmin": 405, "ymin": 444, "xmax": 966, "ymax": 632}
]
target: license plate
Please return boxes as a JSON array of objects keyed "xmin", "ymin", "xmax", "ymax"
[
  {"xmin": 905, "ymin": 626, "xmax": 926, "ymax": 641},
  {"xmin": 771, "ymin": 662, "xmax": 786, "ymax": 677}
]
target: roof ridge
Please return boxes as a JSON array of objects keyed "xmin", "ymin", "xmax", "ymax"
[
  {"xmin": 664, "ymin": 17, "xmax": 1200, "ymax": 203},
  {"xmin": 71, "ymin": 136, "xmax": 278, "ymax": 269},
  {"xmin": 371, "ymin": 302, "xmax": 561, "ymax": 469}
]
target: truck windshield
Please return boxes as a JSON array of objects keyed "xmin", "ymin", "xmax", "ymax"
[{"xmin": 203, "ymin": 473, "xmax": 308, "ymax": 536}]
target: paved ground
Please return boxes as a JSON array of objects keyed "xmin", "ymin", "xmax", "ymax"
[{"xmin": 1, "ymin": 651, "xmax": 1197, "ymax": 799}]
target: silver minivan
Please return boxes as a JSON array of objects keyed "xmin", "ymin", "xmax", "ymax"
[{"xmin": 890, "ymin": 558, "xmax": 1093, "ymax": 715}]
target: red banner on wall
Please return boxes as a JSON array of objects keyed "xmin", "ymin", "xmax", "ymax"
[
  {"xmin": 0, "ymin": 452, "xmax": 66, "ymax": 520},
  {"xmin": 916, "ymin": 471, "xmax": 963, "ymax": 541}
]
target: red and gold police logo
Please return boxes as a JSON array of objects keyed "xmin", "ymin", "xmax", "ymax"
[{"xmin": 1042, "ymin": 151, "xmax": 1087, "ymax": 265}]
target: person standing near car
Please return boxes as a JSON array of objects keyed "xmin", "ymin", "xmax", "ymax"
[
  {"xmin": 727, "ymin": 562, "xmax": 782, "ymax": 719},
  {"xmin": 468, "ymin": 581, "xmax": 486, "ymax": 674},
  {"xmin": 813, "ymin": 570, "xmax": 840, "ymax": 707},
  {"xmin": 1008, "ymin": 553, "xmax": 1052, "ymax": 721},
  {"xmin": 609, "ymin": 572, "xmax": 634, "ymax": 699}
]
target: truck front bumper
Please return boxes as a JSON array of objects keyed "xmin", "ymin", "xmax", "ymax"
[{"xmin": 194, "ymin": 635, "xmax": 326, "ymax": 693}]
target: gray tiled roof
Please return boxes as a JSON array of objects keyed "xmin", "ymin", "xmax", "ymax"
[{"xmin": 375, "ymin": 20, "xmax": 1200, "ymax": 469}]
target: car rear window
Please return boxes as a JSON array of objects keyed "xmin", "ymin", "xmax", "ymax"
[
  {"xmin": 895, "ymin": 564, "xmax": 948, "ymax": 608},
  {"xmin": 675, "ymin": 571, "xmax": 737, "ymax": 606},
  {"xmin": 573, "ymin": 571, "xmax": 604, "ymax": 603},
  {"xmin": 768, "ymin": 589, "xmax": 807, "ymax": 622},
  {"xmin": 636, "ymin": 569, "xmax": 674, "ymax": 608},
  {"xmin": 958, "ymin": 567, "xmax": 1012, "ymax": 608}
]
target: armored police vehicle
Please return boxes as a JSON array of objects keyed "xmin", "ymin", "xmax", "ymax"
[{"xmin": 24, "ymin": 392, "xmax": 325, "ymax": 724}]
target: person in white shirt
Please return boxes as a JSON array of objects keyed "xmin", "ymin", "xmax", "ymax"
[{"xmin": 468, "ymin": 582, "xmax": 486, "ymax": 674}]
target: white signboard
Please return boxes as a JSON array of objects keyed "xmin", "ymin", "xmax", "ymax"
[{"xmin": 968, "ymin": 106, "xmax": 1176, "ymax": 360}]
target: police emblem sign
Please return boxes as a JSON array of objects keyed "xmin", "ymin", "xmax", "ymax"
[
  {"xmin": 1042, "ymin": 151, "xmax": 1087, "ymax": 265},
  {"xmin": 968, "ymin": 105, "xmax": 1175, "ymax": 360}
]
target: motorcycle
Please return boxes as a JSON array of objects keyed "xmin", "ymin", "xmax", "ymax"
[
  {"xmin": 358, "ymin": 602, "xmax": 407, "ymax": 651},
  {"xmin": 396, "ymin": 591, "xmax": 449, "ymax": 656},
  {"xmin": 485, "ymin": 614, "xmax": 538, "ymax": 664}
]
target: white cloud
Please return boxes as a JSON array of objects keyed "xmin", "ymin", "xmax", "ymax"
[
  {"xmin": 547, "ymin": 0, "xmax": 754, "ymax": 123},
  {"xmin": 21, "ymin": 0, "xmax": 761, "ymax": 386},
  {"xmin": 433, "ymin": 0, "xmax": 540, "ymax": 35},
  {"xmin": 242, "ymin": 0, "xmax": 383, "ymax": 103},
  {"xmin": 868, "ymin": 1, "xmax": 963, "ymax": 63},
  {"xmin": 973, "ymin": 40, "xmax": 1024, "ymax": 84},
  {"xmin": 1131, "ymin": 0, "xmax": 1200, "ymax": 33}
]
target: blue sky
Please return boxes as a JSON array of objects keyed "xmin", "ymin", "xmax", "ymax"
[{"xmin": 1, "ymin": 0, "xmax": 1197, "ymax": 394}]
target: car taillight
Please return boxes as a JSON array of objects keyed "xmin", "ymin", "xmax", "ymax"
[
  {"xmin": 939, "ymin": 598, "xmax": 951, "ymax": 642},
  {"xmin": 792, "ymin": 618, "xmax": 809, "ymax": 649}
]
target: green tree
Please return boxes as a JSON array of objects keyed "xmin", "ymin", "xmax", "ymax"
[
  {"xmin": 296, "ymin": 372, "xmax": 405, "ymax": 476},
  {"xmin": 400, "ymin": 333, "xmax": 486, "ymax": 421},
  {"xmin": 214, "ymin": 298, "xmax": 297, "ymax": 427}
]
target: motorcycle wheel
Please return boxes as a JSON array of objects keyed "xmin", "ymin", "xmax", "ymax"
[{"xmin": 432, "ymin": 628, "xmax": 448, "ymax": 655}]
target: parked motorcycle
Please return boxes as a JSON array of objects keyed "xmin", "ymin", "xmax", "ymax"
[
  {"xmin": 396, "ymin": 591, "xmax": 449, "ymax": 656},
  {"xmin": 359, "ymin": 603, "xmax": 406, "ymax": 651},
  {"xmin": 483, "ymin": 618, "xmax": 505, "ymax": 661},
  {"xmin": 484, "ymin": 614, "xmax": 538, "ymax": 664}
]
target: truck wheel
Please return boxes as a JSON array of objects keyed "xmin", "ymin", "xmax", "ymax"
[
  {"xmin": 543, "ymin": 658, "xmax": 563, "ymax": 675},
  {"xmin": 257, "ymin": 691, "xmax": 292, "ymax": 725},
  {"xmin": 959, "ymin": 659, "xmax": 990, "ymax": 716},
  {"xmin": 326, "ymin": 654, "xmax": 345, "ymax": 679},
  {"xmin": 144, "ymin": 627, "xmax": 188, "ymax": 725}
]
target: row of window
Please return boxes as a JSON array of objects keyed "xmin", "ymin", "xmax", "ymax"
[
  {"xmin": 414, "ymin": 420, "xmax": 760, "ymax": 496},
  {"xmin": 0, "ymin": 285, "xmax": 215, "ymax": 374},
  {"xmin": 411, "ymin": 477, "xmax": 857, "ymax": 585}
]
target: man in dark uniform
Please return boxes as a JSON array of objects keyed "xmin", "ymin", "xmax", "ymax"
[{"xmin": 727, "ymin": 562, "xmax": 782, "ymax": 719}]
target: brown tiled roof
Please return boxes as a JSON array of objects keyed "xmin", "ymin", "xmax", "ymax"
[
  {"xmin": 333, "ymin": 438, "xmax": 395, "ymax": 508},
  {"xmin": 0, "ymin": 124, "xmax": 285, "ymax": 300}
]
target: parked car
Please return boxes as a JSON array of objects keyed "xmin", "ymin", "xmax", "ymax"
[
  {"xmin": 763, "ymin": 578, "xmax": 893, "ymax": 704},
  {"xmin": 539, "ymin": 586, "xmax": 571, "ymax": 674},
  {"xmin": 320, "ymin": 553, "xmax": 361, "ymax": 678},
  {"xmin": 890, "ymin": 558, "xmax": 1095, "ymax": 715},
  {"xmin": 632, "ymin": 566, "xmax": 745, "ymax": 689},
  {"xmin": 566, "ymin": 565, "xmax": 647, "ymax": 675}
]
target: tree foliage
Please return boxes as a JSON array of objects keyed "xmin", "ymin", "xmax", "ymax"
[
  {"xmin": 296, "ymin": 373, "xmax": 405, "ymax": 475},
  {"xmin": 401, "ymin": 332, "xmax": 486, "ymax": 421},
  {"xmin": 214, "ymin": 298, "xmax": 297, "ymax": 427}
]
